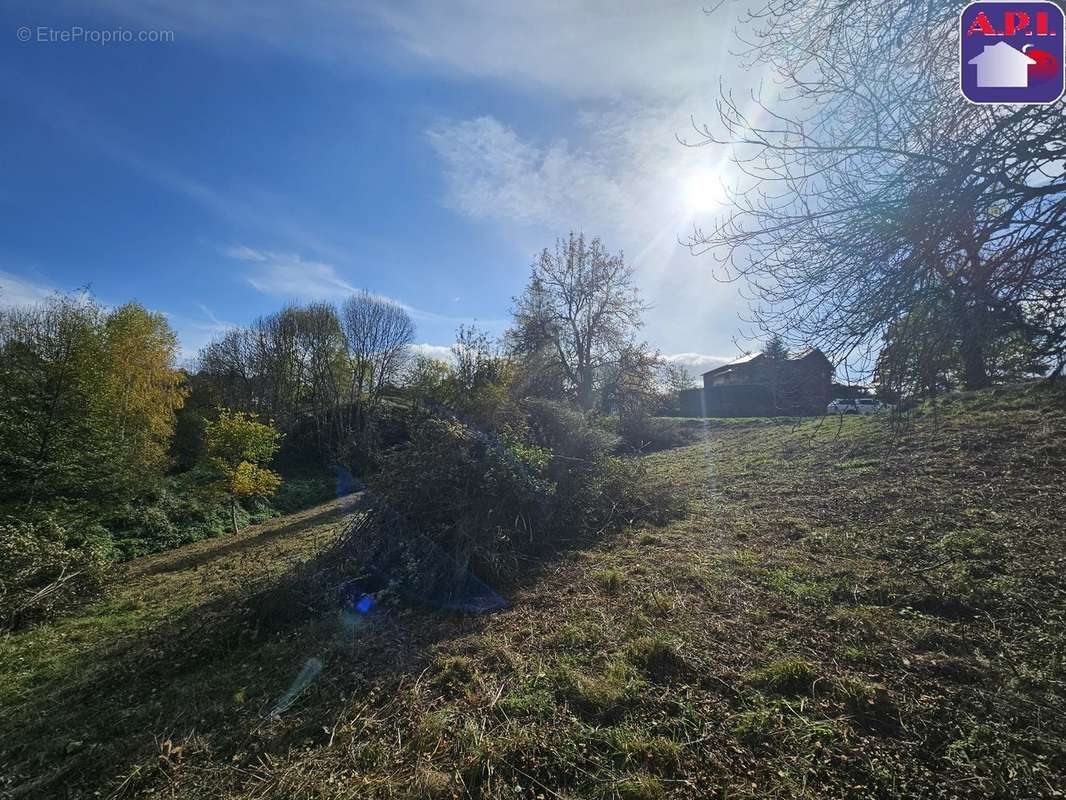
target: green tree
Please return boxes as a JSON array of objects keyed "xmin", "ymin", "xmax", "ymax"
[
  {"xmin": 202, "ymin": 409, "xmax": 283, "ymax": 533},
  {"xmin": 761, "ymin": 334, "xmax": 789, "ymax": 413},
  {"xmin": 762, "ymin": 335, "xmax": 788, "ymax": 362},
  {"xmin": 0, "ymin": 295, "xmax": 110, "ymax": 514},
  {"xmin": 404, "ymin": 355, "xmax": 454, "ymax": 409}
]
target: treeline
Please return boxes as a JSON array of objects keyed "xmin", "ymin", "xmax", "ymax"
[
  {"xmin": 0, "ymin": 297, "xmax": 189, "ymax": 626},
  {"xmin": 189, "ymin": 243, "xmax": 690, "ymax": 469},
  {"xmin": 0, "ymin": 298, "xmax": 185, "ymax": 517},
  {"xmin": 193, "ymin": 292, "xmax": 413, "ymax": 467},
  {"xmin": 0, "ymin": 232, "xmax": 692, "ymax": 628}
]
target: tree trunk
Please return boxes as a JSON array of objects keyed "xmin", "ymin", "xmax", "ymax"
[
  {"xmin": 230, "ymin": 498, "xmax": 240, "ymax": 534},
  {"xmin": 959, "ymin": 314, "xmax": 991, "ymax": 390},
  {"xmin": 961, "ymin": 347, "xmax": 990, "ymax": 390},
  {"xmin": 577, "ymin": 366, "xmax": 595, "ymax": 410}
]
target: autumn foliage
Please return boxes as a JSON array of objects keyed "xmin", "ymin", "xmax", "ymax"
[{"xmin": 203, "ymin": 409, "xmax": 283, "ymax": 533}]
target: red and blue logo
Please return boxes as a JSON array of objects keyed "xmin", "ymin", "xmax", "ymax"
[{"xmin": 961, "ymin": 1, "xmax": 1064, "ymax": 103}]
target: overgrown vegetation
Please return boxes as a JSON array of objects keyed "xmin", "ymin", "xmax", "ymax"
[
  {"xmin": 2, "ymin": 383, "xmax": 1063, "ymax": 798},
  {"xmin": 0, "ymin": 233, "xmax": 694, "ymax": 629},
  {"xmin": 337, "ymin": 397, "xmax": 686, "ymax": 602}
]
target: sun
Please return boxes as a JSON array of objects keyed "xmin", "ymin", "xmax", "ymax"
[{"xmin": 683, "ymin": 169, "xmax": 725, "ymax": 214}]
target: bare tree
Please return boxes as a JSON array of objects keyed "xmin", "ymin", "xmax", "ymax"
[
  {"xmin": 198, "ymin": 294, "xmax": 414, "ymax": 462},
  {"xmin": 198, "ymin": 303, "xmax": 347, "ymax": 450},
  {"xmin": 512, "ymin": 233, "xmax": 649, "ymax": 409},
  {"xmin": 341, "ymin": 291, "xmax": 415, "ymax": 444},
  {"xmin": 686, "ymin": 0, "xmax": 1066, "ymax": 388}
]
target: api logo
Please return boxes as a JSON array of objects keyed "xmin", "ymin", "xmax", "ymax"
[{"xmin": 961, "ymin": 1, "xmax": 1064, "ymax": 104}]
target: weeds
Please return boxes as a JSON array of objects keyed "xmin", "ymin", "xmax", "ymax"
[
  {"xmin": 595, "ymin": 568, "xmax": 625, "ymax": 595},
  {"xmin": 4, "ymin": 384, "xmax": 1066, "ymax": 799},
  {"xmin": 746, "ymin": 657, "xmax": 821, "ymax": 695}
]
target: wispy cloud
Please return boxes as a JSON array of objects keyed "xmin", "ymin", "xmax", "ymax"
[
  {"xmin": 227, "ymin": 245, "xmax": 504, "ymax": 328},
  {"xmin": 227, "ymin": 245, "xmax": 357, "ymax": 300},
  {"xmin": 0, "ymin": 271, "xmax": 58, "ymax": 308},
  {"xmin": 196, "ymin": 304, "xmax": 238, "ymax": 333},
  {"xmin": 82, "ymin": 1, "xmax": 730, "ymax": 99},
  {"xmin": 164, "ymin": 305, "xmax": 239, "ymax": 362},
  {"xmin": 376, "ymin": 2, "xmax": 739, "ymax": 99},
  {"xmin": 426, "ymin": 116, "xmax": 636, "ymax": 230}
]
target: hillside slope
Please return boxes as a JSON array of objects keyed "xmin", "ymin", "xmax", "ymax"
[{"xmin": 2, "ymin": 384, "xmax": 1065, "ymax": 799}]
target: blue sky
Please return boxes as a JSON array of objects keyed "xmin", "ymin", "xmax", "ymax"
[{"xmin": 1, "ymin": 1, "xmax": 765, "ymax": 373}]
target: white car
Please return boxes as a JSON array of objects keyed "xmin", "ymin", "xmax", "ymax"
[{"xmin": 827, "ymin": 397, "xmax": 892, "ymax": 415}]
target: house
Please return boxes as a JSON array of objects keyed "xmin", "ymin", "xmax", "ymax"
[
  {"xmin": 684, "ymin": 349, "xmax": 833, "ymax": 417},
  {"xmin": 968, "ymin": 42, "xmax": 1036, "ymax": 88}
]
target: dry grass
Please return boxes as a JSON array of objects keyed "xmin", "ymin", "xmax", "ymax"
[{"xmin": 3, "ymin": 383, "xmax": 1066, "ymax": 799}]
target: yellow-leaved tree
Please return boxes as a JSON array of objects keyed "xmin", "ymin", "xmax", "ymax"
[
  {"xmin": 103, "ymin": 303, "xmax": 189, "ymax": 479},
  {"xmin": 202, "ymin": 409, "xmax": 283, "ymax": 533}
]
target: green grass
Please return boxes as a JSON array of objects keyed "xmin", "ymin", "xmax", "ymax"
[
  {"xmin": 594, "ymin": 567, "xmax": 625, "ymax": 595},
  {"xmin": 3, "ymin": 383, "xmax": 1066, "ymax": 799},
  {"xmin": 746, "ymin": 656, "xmax": 821, "ymax": 695}
]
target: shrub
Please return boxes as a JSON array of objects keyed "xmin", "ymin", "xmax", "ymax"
[
  {"xmin": 0, "ymin": 517, "xmax": 109, "ymax": 629},
  {"xmin": 522, "ymin": 398, "xmax": 619, "ymax": 464},
  {"xmin": 107, "ymin": 471, "xmax": 239, "ymax": 558},
  {"xmin": 615, "ymin": 414, "xmax": 689, "ymax": 453},
  {"xmin": 369, "ymin": 417, "xmax": 555, "ymax": 578},
  {"xmin": 338, "ymin": 401, "xmax": 688, "ymax": 600}
]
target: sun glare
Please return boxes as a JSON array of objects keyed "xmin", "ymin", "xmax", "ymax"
[{"xmin": 683, "ymin": 169, "xmax": 724, "ymax": 214}]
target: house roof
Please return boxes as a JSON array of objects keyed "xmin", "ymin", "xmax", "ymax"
[
  {"xmin": 701, "ymin": 351, "xmax": 759, "ymax": 374},
  {"xmin": 701, "ymin": 348, "xmax": 827, "ymax": 377}
]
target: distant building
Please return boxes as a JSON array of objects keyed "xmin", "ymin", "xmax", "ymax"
[{"xmin": 683, "ymin": 349, "xmax": 833, "ymax": 417}]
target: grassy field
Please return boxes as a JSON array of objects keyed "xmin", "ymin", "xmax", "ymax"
[{"xmin": 2, "ymin": 384, "xmax": 1065, "ymax": 799}]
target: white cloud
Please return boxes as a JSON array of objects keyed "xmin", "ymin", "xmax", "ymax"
[
  {"xmin": 426, "ymin": 116, "xmax": 637, "ymax": 231},
  {"xmin": 227, "ymin": 245, "xmax": 358, "ymax": 300},
  {"xmin": 664, "ymin": 352, "xmax": 734, "ymax": 370},
  {"xmin": 410, "ymin": 342, "xmax": 455, "ymax": 362},
  {"xmin": 663, "ymin": 352, "xmax": 737, "ymax": 383},
  {"xmin": 0, "ymin": 271, "xmax": 58, "ymax": 308},
  {"xmin": 227, "ymin": 245, "xmax": 505, "ymax": 329},
  {"xmin": 82, "ymin": 1, "xmax": 733, "ymax": 100}
]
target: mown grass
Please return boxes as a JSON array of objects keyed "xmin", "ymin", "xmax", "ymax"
[{"xmin": 2, "ymin": 382, "xmax": 1066, "ymax": 798}]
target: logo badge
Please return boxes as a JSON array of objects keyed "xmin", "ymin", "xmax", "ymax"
[{"xmin": 961, "ymin": 1, "xmax": 1064, "ymax": 103}]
